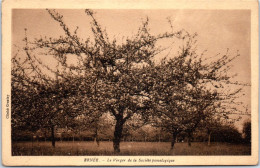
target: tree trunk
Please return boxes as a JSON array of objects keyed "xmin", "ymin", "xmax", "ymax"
[
  {"xmin": 113, "ymin": 118, "xmax": 124, "ymax": 153},
  {"xmin": 187, "ymin": 132, "xmax": 192, "ymax": 147},
  {"xmin": 171, "ymin": 132, "xmax": 177, "ymax": 149},
  {"xmin": 60, "ymin": 133, "xmax": 63, "ymax": 142},
  {"xmin": 51, "ymin": 125, "xmax": 55, "ymax": 148},
  {"xmin": 44, "ymin": 131, "xmax": 47, "ymax": 142},
  {"xmin": 188, "ymin": 137, "xmax": 191, "ymax": 146},
  {"xmin": 31, "ymin": 134, "xmax": 34, "ymax": 150},
  {"xmin": 94, "ymin": 127, "xmax": 99, "ymax": 146},
  {"xmin": 208, "ymin": 130, "xmax": 211, "ymax": 146}
]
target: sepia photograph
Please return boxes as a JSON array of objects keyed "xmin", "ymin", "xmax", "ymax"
[{"xmin": 2, "ymin": 0, "xmax": 259, "ymax": 166}]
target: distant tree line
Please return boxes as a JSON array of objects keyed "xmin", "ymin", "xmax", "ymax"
[{"xmin": 11, "ymin": 9, "xmax": 251, "ymax": 153}]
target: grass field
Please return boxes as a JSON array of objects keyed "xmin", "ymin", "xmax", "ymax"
[{"xmin": 12, "ymin": 141, "xmax": 251, "ymax": 156}]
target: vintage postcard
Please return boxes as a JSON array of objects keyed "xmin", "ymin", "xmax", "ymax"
[{"xmin": 2, "ymin": 0, "xmax": 259, "ymax": 166}]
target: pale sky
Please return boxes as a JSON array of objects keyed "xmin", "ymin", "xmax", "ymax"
[{"xmin": 12, "ymin": 9, "xmax": 251, "ymax": 131}]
